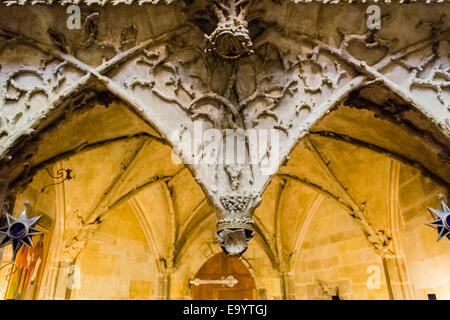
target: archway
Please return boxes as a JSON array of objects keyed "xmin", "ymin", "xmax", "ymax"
[
  {"xmin": 191, "ymin": 253, "xmax": 256, "ymax": 300},
  {"xmin": 252, "ymin": 98, "xmax": 449, "ymax": 300},
  {"xmin": 0, "ymin": 96, "xmax": 213, "ymax": 300},
  {"xmin": 0, "ymin": 1, "xmax": 449, "ymax": 301}
]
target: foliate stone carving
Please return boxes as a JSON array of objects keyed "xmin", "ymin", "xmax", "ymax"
[
  {"xmin": 216, "ymin": 192, "xmax": 259, "ymax": 256},
  {"xmin": 0, "ymin": 57, "xmax": 68, "ymax": 118},
  {"xmin": 1, "ymin": 0, "xmax": 436, "ymax": 5},
  {"xmin": 400, "ymin": 40, "xmax": 450, "ymax": 108},
  {"xmin": 0, "ymin": 2, "xmax": 449, "ymax": 258},
  {"xmin": 216, "ymin": 217, "xmax": 254, "ymax": 231},
  {"xmin": 224, "ymin": 165, "xmax": 243, "ymax": 192},
  {"xmin": 219, "ymin": 195, "xmax": 252, "ymax": 213},
  {"xmin": 368, "ymin": 230, "xmax": 394, "ymax": 257}
]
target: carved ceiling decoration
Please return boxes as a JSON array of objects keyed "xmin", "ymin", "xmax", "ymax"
[
  {"xmin": 0, "ymin": 0, "xmax": 442, "ymax": 5},
  {"xmin": 205, "ymin": 1, "xmax": 254, "ymax": 60},
  {"xmin": 0, "ymin": 1, "xmax": 448, "ymax": 256}
]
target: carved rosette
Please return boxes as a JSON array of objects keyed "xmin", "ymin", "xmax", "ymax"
[{"xmin": 205, "ymin": 17, "xmax": 253, "ymax": 60}]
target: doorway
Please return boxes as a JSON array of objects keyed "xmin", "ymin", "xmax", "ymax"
[{"xmin": 191, "ymin": 253, "xmax": 256, "ymax": 300}]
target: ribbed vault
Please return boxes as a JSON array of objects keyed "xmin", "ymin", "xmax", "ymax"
[{"xmin": 0, "ymin": 0, "xmax": 449, "ymax": 300}]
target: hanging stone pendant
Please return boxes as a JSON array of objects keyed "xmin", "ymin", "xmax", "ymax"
[
  {"xmin": 205, "ymin": 16, "xmax": 254, "ymax": 61},
  {"xmin": 216, "ymin": 194, "xmax": 257, "ymax": 256}
]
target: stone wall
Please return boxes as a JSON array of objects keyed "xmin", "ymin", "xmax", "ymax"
[
  {"xmin": 292, "ymin": 197, "xmax": 388, "ymax": 300},
  {"xmin": 70, "ymin": 202, "xmax": 160, "ymax": 300},
  {"xmin": 398, "ymin": 164, "xmax": 450, "ymax": 299},
  {"xmin": 0, "ymin": 1, "xmax": 448, "ymax": 300}
]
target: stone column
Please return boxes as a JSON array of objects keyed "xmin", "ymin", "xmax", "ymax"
[
  {"xmin": 383, "ymin": 255, "xmax": 415, "ymax": 300},
  {"xmin": 157, "ymin": 272, "xmax": 172, "ymax": 300}
]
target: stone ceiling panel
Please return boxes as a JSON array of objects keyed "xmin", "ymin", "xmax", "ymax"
[{"xmin": 61, "ymin": 138, "xmax": 143, "ymax": 236}]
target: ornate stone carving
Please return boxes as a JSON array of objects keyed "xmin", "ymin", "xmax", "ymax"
[
  {"xmin": 219, "ymin": 195, "xmax": 252, "ymax": 213},
  {"xmin": 217, "ymin": 228, "xmax": 253, "ymax": 256},
  {"xmin": 0, "ymin": 1, "xmax": 448, "ymax": 258},
  {"xmin": 205, "ymin": 17, "xmax": 253, "ymax": 60},
  {"xmin": 0, "ymin": 0, "xmax": 437, "ymax": 5},
  {"xmin": 216, "ymin": 192, "xmax": 258, "ymax": 255},
  {"xmin": 217, "ymin": 216, "xmax": 254, "ymax": 231},
  {"xmin": 368, "ymin": 230, "xmax": 394, "ymax": 257}
]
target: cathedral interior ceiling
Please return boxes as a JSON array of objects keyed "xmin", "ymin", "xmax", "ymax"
[
  {"xmin": 0, "ymin": 0, "xmax": 448, "ymax": 256},
  {"xmin": 6, "ymin": 98, "xmax": 449, "ymax": 266}
]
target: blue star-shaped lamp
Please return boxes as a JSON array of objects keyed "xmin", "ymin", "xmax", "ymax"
[
  {"xmin": 0, "ymin": 206, "xmax": 42, "ymax": 260},
  {"xmin": 427, "ymin": 202, "xmax": 450, "ymax": 241}
]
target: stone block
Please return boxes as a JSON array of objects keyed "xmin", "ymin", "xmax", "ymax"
[{"xmin": 129, "ymin": 280, "xmax": 151, "ymax": 299}]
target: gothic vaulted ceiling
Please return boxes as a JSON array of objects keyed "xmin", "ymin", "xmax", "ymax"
[{"xmin": 0, "ymin": 0, "xmax": 449, "ymax": 256}]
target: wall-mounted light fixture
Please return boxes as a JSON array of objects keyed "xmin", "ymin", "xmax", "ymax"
[
  {"xmin": 0, "ymin": 204, "xmax": 43, "ymax": 260},
  {"xmin": 41, "ymin": 168, "xmax": 74, "ymax": 193},
  {"xmin": 427, "ymin": 202, "xmax": 450, "ymax": 241}
]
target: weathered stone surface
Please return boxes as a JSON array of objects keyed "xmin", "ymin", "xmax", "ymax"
[{"xmin": 0, "ymin": 0, "xmax": 448, "ymax": 300}]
